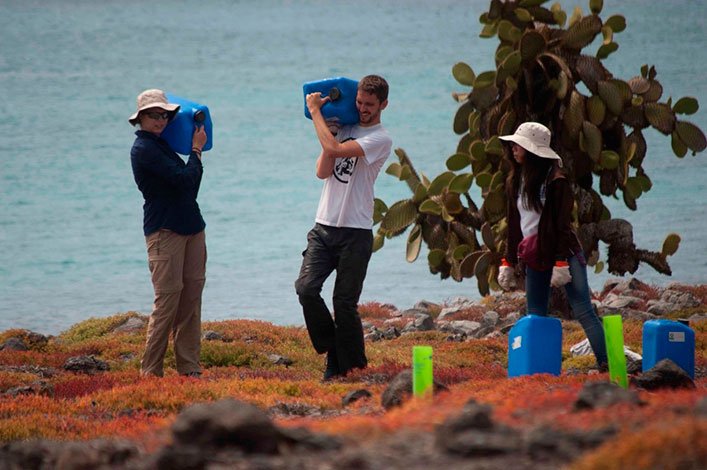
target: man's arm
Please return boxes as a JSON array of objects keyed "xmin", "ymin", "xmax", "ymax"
[
  {"xmin": 307, "ymin": 92, "xmax": 365, "ymax": 162},
  {"xmin": 315, "ymin": 151, "xmax": 334, "ymax": 179}
]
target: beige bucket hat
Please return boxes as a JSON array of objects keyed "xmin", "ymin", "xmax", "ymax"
[
  {"xmin": 499, "ymin": 122, "xmax": 562, "ymax": 166},
  {"xmin": 128, "ymin": 89, "xmax": 180, "ymax": 125}
]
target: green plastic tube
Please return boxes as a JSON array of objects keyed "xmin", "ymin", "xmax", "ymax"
[
  {"xmin": 603, "ymin": 315, "xmax": 628, "ymax": 389},
  {"xmin": 412, "ymin": 346, "xmax": 433, "ymax": 397}
]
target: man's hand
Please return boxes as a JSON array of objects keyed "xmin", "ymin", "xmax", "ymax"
[{"xmin": 306, "ymin": 92, "xmax": 330, "ymax": 115}]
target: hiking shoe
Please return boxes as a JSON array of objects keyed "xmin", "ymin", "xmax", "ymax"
[
  {"xmin": 322, "ymin": 350, "xmax": 340, "ymax": 381},
  {"xmin": 181, "ymin": 371, "xmax": 202, "ymax": 378}
]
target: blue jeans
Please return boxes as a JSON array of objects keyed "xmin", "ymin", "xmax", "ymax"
[{"xmin": 525, "ymin": 253, "xmax": 607, "ymax": 366}]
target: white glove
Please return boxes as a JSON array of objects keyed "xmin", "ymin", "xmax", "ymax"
[
  {"xmin": 498, "ymin": 265, "xmax": 516, "ymax": 291},
  {"xmin": 550, "ymin": 264, "xmax": 572, "ymax": 287}
]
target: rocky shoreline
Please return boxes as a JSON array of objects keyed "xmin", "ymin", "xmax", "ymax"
[{"xmin": 0, "ymin": 277, "xmax": 705, "ymax": 469}]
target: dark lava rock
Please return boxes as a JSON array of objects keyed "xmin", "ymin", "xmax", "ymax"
[
  {"xmin": 278, "ymin": 426, "xmax": 342, "ymax": 451},
  {"xmin": 0, "ymin": 438, "xmax": 139, "ymax": 470},
  {"xmin": 0, "ymin": 337, "xmax": 28, "ymax": 351},
  {"xmin": 3, "ymin": 380, "xmax": 54, "ymax": 398},
  {"xmin": 381, "ymin": 370, "xmax": 449, "ymax": 410},
  {"xmin": 202, "ymin": 330, "xmax": 225, "ymax": 341},
  {"xmin": 525, "ymin": 425, "xmax": 616, "ymax": 460},
  {"xmin": 342, "ymin": 389, "xmax": 372, "ymax": 406},
  {"xmin": 268, "ymin": 402, "xmax": 322, "ymax": 417},
  {"xmin": 436, "ymin": 400, "xmax": 522, "ymax": 457},
  {"xmin": 172, "ymin": 398, "xmax": 281, "ymax": 454},
  {"xmin": 632, "ymin": 359, "xmax": 696, "ymax": 390},
  {"xmin": 267, "ymin": 354, "xmax": 293, "ymax": 367},
  {"xmin": 112, "ymin": 316, "xmax": 147, "ymax": 333},
  {"xmin": 573, "ymin": 381, "xmax": 643, "ymax": 410},
  {"xmin": 63, "ymin": 355, "xmax": 109, "ymax": 374}
]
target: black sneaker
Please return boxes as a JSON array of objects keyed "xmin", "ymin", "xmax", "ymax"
[{"xmin": 322, "ymin": 350, "xmax": 340, "ymax": 381}]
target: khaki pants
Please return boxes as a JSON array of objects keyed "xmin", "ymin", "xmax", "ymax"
[{"xmin": 141, "ymin": 229, "xmax": 206, "ymax": 376}]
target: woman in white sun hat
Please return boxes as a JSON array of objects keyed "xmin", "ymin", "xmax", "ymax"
[
  {"xmin": 498, "ymin": 122, "xmax": 607, "ymax": 370},
  {"xmin": 129, "ymin": 89, "xmax": 208, "ymax": 378}
]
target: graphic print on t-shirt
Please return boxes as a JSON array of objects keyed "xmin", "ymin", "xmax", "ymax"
[{"xmin": 333, "ymin": 137, "xmax": 358, "ymax": 184}]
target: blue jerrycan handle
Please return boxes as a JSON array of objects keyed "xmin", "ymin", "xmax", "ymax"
[{"xmin": 162, "ymin": 94, "xmax": 213, "ymax": 155}]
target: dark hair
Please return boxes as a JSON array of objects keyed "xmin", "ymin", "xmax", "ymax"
[
  {"xmin": 358, "ymin": 75, "xmax": 389, "ymax": 103},
  {"xmin": 505, "ymin": 149, "xmax": 555, "ymax": 213}
]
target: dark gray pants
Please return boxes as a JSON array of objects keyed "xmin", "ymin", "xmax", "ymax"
[{"xmin": 294, "ymin": 223, "xmax": 372, "ymax": 374}]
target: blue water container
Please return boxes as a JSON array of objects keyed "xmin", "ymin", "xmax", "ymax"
[
  {"xmin": 508, "ymin": 315, "xmax": 562, "ymax": 377},
  {"xmin": 303, "ymin": 77, "xmax": 359, "ymax": 125},
  {"xmin": 642, "ymin": 319, "xmax": 695, "ymax": 379},
  {"xmin": 162, "ymin": 94, "xmax": 213, "ymax": 155}
]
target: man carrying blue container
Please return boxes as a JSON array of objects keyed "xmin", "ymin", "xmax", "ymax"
[{"xmin": 295, "ymin": 75, "xmax": 392, "ymax": 381}]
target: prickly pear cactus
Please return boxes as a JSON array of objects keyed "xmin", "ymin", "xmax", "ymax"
[{"xmin": 373, "ymin": 0, "xmax": 706, "ymax": 296}]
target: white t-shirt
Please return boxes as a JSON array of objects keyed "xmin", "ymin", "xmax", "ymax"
[
  {"xmin": 518, "ymin": 195, "xmax": 541, "ymax": 238},
  {"xmin": 517, "ymin": 178, "xmax": 546, "ymax": 238},
  {"xmin": 315, "ymin": 123, "xmax": 392, "ymax": 229}
]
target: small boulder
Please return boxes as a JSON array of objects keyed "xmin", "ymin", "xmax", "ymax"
[
  {"xmin": 382, "ymin": 326, "xmax": 400, "ymax": 340},
  {"xmin": 4, "ymin": 380, "xmax": 54, "ymax": 398},
  {"xmin": 660, "ymin": 289, "xmax": 700, "ymax": 310},
  {"xmin": 441, "ymin": 320, "xmax": 480, "ymax": 337},
  {"xmin": 632, "ymin": 359, "xmax": 696, "ymax": 390},
  {"xmin": 401, "ymin": 313, "xmax": 434, "ymax": 333},
  {"xmin": 646, "ymin": 300, "xmax": 673, "ymax": 315},
  {"xmin": 525, "ymin": 425, "xmax": 616, "ymax": 460},
  {"xmin": 0, "ymin": 337, "xmax": 28, "ymax": 351},
  {"xmin": 364, "ymin": 328, "xmax": 383, "ymax": 342},
  {"xmin": 268, "ymin": 402, "xmax": 322, "ymax": 417},
  {"xmin": 381, "ymin": 370, "xmax": 448, "ymax": 410},
  {"xmin": 113, "ymin": 316, "xmax": 146, "ymax": 333},
  {"xmin": 601, "ymin": 293, "xmax": 643, "ymax": 309},
  {"xmin": 436, "ymin": 400, "xmax": 522, "ymax": 457},
  {"xmin": 412, "ymin": 300, "xmax": 441, "ymax": 312},
  {"xmin": 480, "ymin": 310, "xmax": 500, "ymax": 329},
  {"xmin": 342, "ymin": 389, "xmax": 372, "ymax": 406},
  {"xmin": 573, "ymin": 381, "xmax": 642, "ymax": 410},
  {"xmin": 277, "ymin": 426, "xmax": 341, "ymax": 451},
  {"xmin": 172, "ymin": 398, "xmax": 280, "ymax": 454},
  {"xmin": 63, "ymin": 355, "xmax": 109, "ymax": 374},
  {"xmin": 601, "ymin": 277, "xmax": 650, "ymax": 297},
  {"xmin": 267, "ymin": 354, "xmax": 293, "ymax": 367},
  {"xmin": 202, "ymin": 330, "xmax": 225, "ymax": 341}
]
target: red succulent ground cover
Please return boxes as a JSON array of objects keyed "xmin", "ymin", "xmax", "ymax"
[{"xmin": 0, "ymin": 285, "xmax": 705, "ymax": 468}]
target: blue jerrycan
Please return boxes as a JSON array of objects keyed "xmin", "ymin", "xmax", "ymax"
[
  {"xmin": 303, "ymin": 77, "xmax": 359, "ymax": 125},
  {"xmin": 642, "ymin": 319, "xmax": 695, "ymax": 379},
  {"xmin": 508, "ymin": 315, "xmax": 562, "ymax": 377},
  {"xmin": 161, "ymin": 94, "xmax": 213, "ymax": 156}
]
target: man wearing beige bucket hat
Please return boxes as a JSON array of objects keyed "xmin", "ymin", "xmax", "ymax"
[
  {"xmin": 498, "ymin": 122, "xmax": 608, "ymax": 370},
  {"xmin": 129, "ymin": 88, "xmax": 208, "ymax": 378}
]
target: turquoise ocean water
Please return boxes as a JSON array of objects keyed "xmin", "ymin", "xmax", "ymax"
[{"xmin": 1, "ymin": 0, "xmax": 706, "ymax": 334}]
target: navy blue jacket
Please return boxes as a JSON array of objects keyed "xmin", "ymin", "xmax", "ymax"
[{"xmin": 130, "ymin": 130, "xmax": 205, "ymax": 236}]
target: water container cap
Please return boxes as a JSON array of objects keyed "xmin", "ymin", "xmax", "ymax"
[
  {"xmin": 194, "ymin": 110, "xmax": 206, "ymax": 123},
  {"xmin": 329, "ymin": 87, "xmax": 341, "ymax": 101},
  {"xmin": 678, "ymin": 319, "xmax": 690, "ymax": 326}
]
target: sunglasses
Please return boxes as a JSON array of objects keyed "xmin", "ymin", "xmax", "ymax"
[{"xmin": 143, "ymin": 111, "xmax": 170, "ymax": 120}]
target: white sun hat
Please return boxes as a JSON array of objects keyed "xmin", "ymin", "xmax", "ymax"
[
  {"xmin": 499, "ymin": 122, "xmax": 562, "ymax": 167},
  {"xmin": 128, "ymin": 89, "xmax": 180, "ymax": 125}
]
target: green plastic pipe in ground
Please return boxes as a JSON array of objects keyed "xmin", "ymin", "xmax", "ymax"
[
  {"xmin": 603, "ymin": 314, "xmax": 628, "ymax": 389},
  {"xmin": 412, "ymin": 346, "xmax": 433, "ymax": 397}
]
